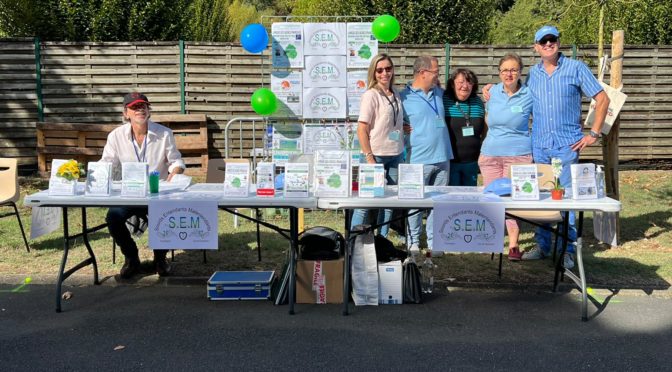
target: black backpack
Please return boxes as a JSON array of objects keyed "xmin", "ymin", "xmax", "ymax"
[{"xmin": 298, "ymin": 226, "xmax": 346, "ymax": 260}]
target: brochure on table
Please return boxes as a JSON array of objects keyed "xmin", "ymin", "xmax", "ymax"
[
  {"xmin": 303, "ymin": 23, "xmax": 347, "ymax": 56},
  {"xmin": 347, "ymin": 70, "xmax": 367, "ymax": 117},
  {"xmin": 224, "ymin": 161, "xmax": 250, "ymax": 197},
  {"xmin": 284, "ymin": 162, "xmax": 310, "ymax": 198},
  {"xmin": 510, "ymin": 164, "xmax": 539, "ymax": 200},
  {"xmin": 358, "ymin": 164, "xmax": 384, "ymax": 197},
  {"xmin": 271, "ymin": 70, "xmax": 303, "ymax": 117},
  {"xmin": 271, "ymin": 123, "xmax": 303, "ymax": 166},
  {"xmin": 398, "ymin": 163, "xmax": 424, "ymax": 199},
  {"xmin": 313, "ymin": 150, "xmax": 351, "ymax": 197},
  {"xmin": 571, "ymin": 163, "xmax": 597, "ymax": 200},
  {"xmin": 346, "ymin": 22, "xmax": 377, "ymax": 68},
  {"xmin": 433, "ymin": 193, "xmax": 505, "ymax": 253},
  {"xmin": 304, "ymin": 55, "xmax": 347, "ymax": 88},
  {"xmin": 121, "ymin": 162, "xmax": 148, "ymax": 198},
  {"xmin": 271, "ymin": 22, "xmax": 304, "ymax": 68},
  {"xmin": 148, "ymin": 200, "xmax": 218, "ymax": 250},
  {"xmin": 85, "ymin": 161, "xmax": 112, "ymax": 196},
  {"xmin": 48, "ymin": 159, "xmax": 77, "ymax": 196},
  {"xmin": 303, "ymin": 87, "xmax": 347, "ymax": 119},
  {"xmin": 256, "ymin": 162, "xmax": 275, "ymax": 197}
]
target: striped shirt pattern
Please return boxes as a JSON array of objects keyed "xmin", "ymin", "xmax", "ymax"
[{"xmin": 527, "ymin": 53, "xmax": 603, "ymax": 149}]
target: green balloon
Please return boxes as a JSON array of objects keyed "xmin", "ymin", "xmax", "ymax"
[
  {"xmin": 250, "ymin": 88, "xmax": 277, "ymax": 116},
  {"xmin": 372, "ymin": 15, "xmax": 400, "ymax": 43}
]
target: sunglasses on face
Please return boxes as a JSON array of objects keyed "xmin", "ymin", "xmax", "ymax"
[
  {"xmin": 538, "ymin": 36, "xmax": 558, "ymax": 45},
  {"xmin": 127, "ymin": 104, "xmax": 148, "ymax": 111},
  {"xmin": 375, "ymin": 66, "xmax": 393, "ymax": 74}
]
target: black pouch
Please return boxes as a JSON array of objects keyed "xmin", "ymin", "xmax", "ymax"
[{"xmin": 403, "ymin": 261, "xmax": 423, "ymax": 304}]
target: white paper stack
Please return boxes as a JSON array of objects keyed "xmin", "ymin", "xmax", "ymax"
[
  {"xmin": 358, "ymin": 163, "xmax": 384, "ymax": 197},
  {"xmin": 398, "ymin": 163, "xmax": 424, "ymax": 199},
  {"xmin": 224, "ymin": 161, "xmax": 250, "ymax": 198},
  {"xmin": 85, "ymin": 161, "xmax": 112, "ymax": 196},
  {"xmin": 284, "ymin": 162, "xmax": 310, "ymax": 198},
  {"xmin": 256, "ymin": 162, "xmax": 275, "ymax": 197}
]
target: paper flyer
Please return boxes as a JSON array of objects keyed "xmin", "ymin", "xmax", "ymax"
[
  {"xmin": 284, "ymin": 162, "xmax": 310, "ymax": 198},
  {"xmin": 271, "ymin": 22, "xmax": 304, "ymax": 68},
  {"xmin": 271, "ymin": 70, "xmax": 303, "ymax": 117},
  {"xmin": 571, "ymin": 163, "xmax": 598, "ymax": 200},
  {"xmin": 272, "ymin": 123, "xmax": 303, "ymax": 166},
  {"xmin": 48, "ymin": 159, "xmax": 77, "ymax": 196},
  {"xmin": 224, "ymin": 162, "xmax": 250, "ymax": 197},
  {"xmin": 121, "ymin": 162, "xmax": 148, "ymax": 198},
  {"xmin": 304, "ymin": 55, "xmax": 347, "ymax": 88},
  {"xmin": 398, "ymin": 163, "xmax": 424, "ymax": 199},
  {"xmin": 347, "ymin": 70, "xmax": 368, "ymax": 117},
  {"xmin": 346, "ymin": 22, "xmax": 377, "ymax": 68},
  {"xmin": 303, "ymin": 87, "xmax": 347, "ymax": 119},
  {"xmin": 303, "ymin": 124, "xmax": 347, "ymax": 154},
  {"xmin": 313, "ymin": 150, "xmax": 351, "ymax": 197},
  {"xmin": 358, "ymin": 163, "xmax": 384, "ymax": 197},
  {"xmin": 510, "ymin": 164, "xmax": 539, "ymax": 200},
  {"xmin": 256, "ymin": 162, "xmax": 275, "ymax": 197},
  {"xmin": 85, "ymin": 161, "xmax": 112, "ymax": 196},
  {"xmin": 303, "ymin": 23, "xmax": 347, "ymax": 56}
]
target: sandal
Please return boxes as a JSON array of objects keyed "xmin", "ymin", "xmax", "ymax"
[{"xmin": 508, "ymin": 246, "xmax": 522, "ymax": 261}]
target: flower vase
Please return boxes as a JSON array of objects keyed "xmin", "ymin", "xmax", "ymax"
[{"xmin": 551, "ymin": 189, "xmax": 565, "ymax": 200}]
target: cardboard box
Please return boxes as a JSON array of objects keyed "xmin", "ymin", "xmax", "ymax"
[
  {"xmin": 378, "ymin": 261, "xmax": 402, "ymax": 304},
  {"xmin": 296, "ymin": 258, "xmax": 344, "ymax": 304}
]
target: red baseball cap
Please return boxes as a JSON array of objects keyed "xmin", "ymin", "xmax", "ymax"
[{"xmin": 123, "ymin": 92, "xmax": 150, "ymax": 108}]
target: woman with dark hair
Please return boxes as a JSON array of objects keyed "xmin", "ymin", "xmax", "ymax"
[
  {"xmin": 443, "ymin": 68, "xmax": 486, "ymax": 186},
  {"xmin": 350, "ymin": 53, "xmax": 404, "ymax": 237}
]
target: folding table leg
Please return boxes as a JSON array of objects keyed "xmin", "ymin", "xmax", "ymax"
[
  {"xmin": 343, "ymin": 209, "xmax": 352, "ymax": 316},
  {"xmin": 256, "ymin": 208, "xmax": 262, "ymax": 262},
  {"xmin": 80, "ymin": 208, "xmax": 99, "ymax": 285},
  {"xmin": 553, "ymin": 211, "xmax": 570, "ymax": 292},
  {"xmin": 55, "ymin": 207, "xmax": 70, "ymax": 313},
  {"xmin": 288, "ymin": 208, "xmax": 298, "ymax": 315},
  {"xmin": 576, "ymin": 212, "xmax": 588, "ymax": 321},
  {"xmin": 12, "ymin": 202, "xmax": 30, "ymax": 252}
]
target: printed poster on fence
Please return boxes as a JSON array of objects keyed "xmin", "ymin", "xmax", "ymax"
[
  {"xmin": 432, "ymin": 193, "xmax": 505, "ymax": 253},
  {"xmin": 304, "ymin": 55, "xmax": 347, "ymax": 88},
  {"xmin": 303, "ymin": 123, "xmax": 347, "ymax": 154},
  {"xmin": 303, "ymin": 23, "xmax": 347, "ymax": 56},
  {"xmin": 149, "ymin": 200, "xmax": 218, "ymax": 250},
  {"xmin": 347, "ymin": 70, "xmax": 368, "ymax": 117},
  {"xmin": 271, "ymin": 22, "xmax": 304, "ymax": 68},
  {"xmin": 272, "ymin": 123, "xmax": 303, "ymax": 165},
  {"xmin": 303, "ymin": 87, "xmax": 347, "ymax": 119},
  {"xmin": 271, "ymin": 70, "xmax": 303, "ymax": 117},
  {"xmin": 346, "ymin": 22, "xmax": 377, "ymax": 68}
]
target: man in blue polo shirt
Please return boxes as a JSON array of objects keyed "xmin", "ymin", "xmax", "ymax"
[
  {"xmin": 521, "ymin": 26, "xmax": 610, "ymax": 268},
  {"xmin": 401, "ymin": 55, "xmax": 453, "ymax": 253}
]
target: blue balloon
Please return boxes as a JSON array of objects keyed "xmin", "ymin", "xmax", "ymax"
[{"xmin": 240, "ymin": 24, "xmax": 268, "ymax": 54}]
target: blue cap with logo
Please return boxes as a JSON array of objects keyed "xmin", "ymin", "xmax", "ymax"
[
  {"xmin": 483, "ymin": 177, "xmax": 512, "ymax": 196},
  {"xmin": 534, "ymin": 25, "xmax": 560, "ymax": 43}
]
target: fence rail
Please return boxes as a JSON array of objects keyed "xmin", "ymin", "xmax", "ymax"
[{"xmin": 1, "ymin": 39, "xmax": 671, "ymax": 171}]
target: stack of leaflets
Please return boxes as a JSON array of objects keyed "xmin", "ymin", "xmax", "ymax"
[
  {"xmin": 398, "ymin": 163, "xmax": 424, "ymax": 199},
  {"xmin": 358, "ymin": 163, "xmax": 384, "ymax": 197},
  {"xmin": 313, "ymin": 150, "xmax": 351, "ymax": 197},
  {"xmin": 224, "ymin": 161, "xmax": 250, "ymax": 197},
  {"xmin": 256, "ymin": 162, "xmax": 276, "ymax": 197},
  {"xmin": 284, "ymin": 163, "xmax": 310, "ymax": 198}
]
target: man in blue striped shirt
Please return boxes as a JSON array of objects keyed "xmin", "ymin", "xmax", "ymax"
[{"xmin": 521, "ymin": 26, "xmax": 610, "ymax": 269}]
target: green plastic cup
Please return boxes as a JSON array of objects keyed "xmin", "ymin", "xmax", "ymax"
[{"xmin": 149, "ymin": 173, "xmax": 159, "ymax": 194}]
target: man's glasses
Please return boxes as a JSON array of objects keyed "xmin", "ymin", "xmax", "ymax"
[
  {"xmin": 499, "ymin": 68, "xmax": 520, "ymax": 75},
  {"xmin": 375, "ymin": 66, "xmax": 393, "ymax": 74},
  {"xmin": 424, "ymin": 69, "xmax": 439, "ymax": 75},
  {"xmin": 537, "ymin": 36, "xmax": 558, "ymax": 45}
]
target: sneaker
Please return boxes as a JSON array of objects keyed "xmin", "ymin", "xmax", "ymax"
[
  {"xmin": 508, "ymin": 247, "xmax": 523, "ymax": 261},
  {"xmin": 155, "ymin": 256, "xmax": 172, "ymax": 277},
  {"xmin": 563, "ymin": 253, "xmax": 575, "ymax": 270},
  {"xmin": 409, "ymin": 244, "xmax": 420, "ymax": 255},
  {"xmin": 120, "ymin": 257, "xmax": 141, "ymax": 279},
  {"xmin": 521, "ymin": 246, "xmax": 545, "ymax": 260}
]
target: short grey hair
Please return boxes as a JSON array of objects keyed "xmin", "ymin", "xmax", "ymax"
[{"xmin": 413, "ymin": 55, "xmax": 438, "ymax": 75}]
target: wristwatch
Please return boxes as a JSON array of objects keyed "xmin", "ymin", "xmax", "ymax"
[{"xmin": 589, "ymin": 130, "xmax": 601, "ymax": 139}]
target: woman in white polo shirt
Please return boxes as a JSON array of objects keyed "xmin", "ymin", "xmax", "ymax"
[
  {"xmin": 351, "ymin": 53, "xmax": 405, "ymax": 237},
  {"xmin": 478, "ymin": 53, "xmax": 533, "ymax": 261}
]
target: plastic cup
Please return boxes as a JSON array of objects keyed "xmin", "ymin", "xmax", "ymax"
[{"xmin": 149, "ymin": 174, "xmax": 159, "ymax": 194}]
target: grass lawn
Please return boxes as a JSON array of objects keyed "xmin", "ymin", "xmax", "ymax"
[{"xmin": 0, "ymin": 170, "xmax": 670, "ymax": 292}]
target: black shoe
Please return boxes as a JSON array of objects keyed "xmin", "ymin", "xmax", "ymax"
[
  {"xmin": 155, "ymin": 257, "xmax": 172, "ymax": 277},
  {"xmin": 120, "ymin": 257, "xmax": 141, "ymax": 279}
]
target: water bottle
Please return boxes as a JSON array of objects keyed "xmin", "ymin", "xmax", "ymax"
[
  {"xmin": 262, "ymin": 124, "xmax": 273, "ymax": 158},
  {"xmin": 596, "ymin": 165, "xmax": 605, "ymax": 198},
  {"xmin": 421, "ymin": 251, "xmax": 434, "ymax": 294}
]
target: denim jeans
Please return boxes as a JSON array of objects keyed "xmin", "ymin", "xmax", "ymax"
[
  {"xmin": 107, "ymin": 207, "xmax": 168, "ymax": 260},
  {"xmin": 407, "ymin": 162, "xmax": 450, "ymax": 249},
  {"xmin": 449, "ymin": 161, "xmax": 479, "ymax": 186},
  {"xmin": 533, "ymin": 145, "xmax": 579, "ymax": 255},
  {"xmin": 351, "ymin": 153, "xmax": 402, "ymax": 237}
]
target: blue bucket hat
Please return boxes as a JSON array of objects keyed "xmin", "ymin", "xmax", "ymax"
[
  {"xmin": 534, "ymin": 25, "xmax": 559, "ymax": 43},
  {"xmin": 483, "ymin": 177, "xmax": 512, "ymax": 196}
]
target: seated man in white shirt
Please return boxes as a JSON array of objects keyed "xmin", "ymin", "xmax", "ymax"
[{"xmin": 101, "ymin": 92, "xmax": 185, "ymax": 279}]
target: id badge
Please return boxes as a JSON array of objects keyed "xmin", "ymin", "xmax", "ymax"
[
  {"xmin": 388, "ymin": 130, "xmax": 401, "ymax": 141},
  {"xmin": 462, "ymin": 126, "xmax": 475, "ymax": 137},
  {"xmin": 434, "ymin": 116, "xmax": 445, "ymax": 128},
  {"xmin": 511, "ymin": 105, "xmax": 523, "ymax": 113}
]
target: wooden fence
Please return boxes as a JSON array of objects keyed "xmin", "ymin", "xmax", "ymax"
[{"xmin": 1, "ymin": 39, "xmax": 671, "ymax": 172}]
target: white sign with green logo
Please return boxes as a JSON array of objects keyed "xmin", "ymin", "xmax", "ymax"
[
  {"xmin": 271, "ymin": 22, "xmax": 304, "ymax": 68},
  {"xmin": 303, "ymin": 23, "xmax": 346, "ymax": 56},
  {"xmin": 149, "ymin": 200, "xmax": 219, "ymax": 250},
  {"xmin": 346, "ymin": 22, "xmax": 377, "ymax": 68}
]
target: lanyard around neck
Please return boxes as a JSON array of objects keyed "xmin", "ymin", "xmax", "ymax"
[
  {"xmin": 381, "ymin": 92, "xmax": 399, "ymax": 127},
  {"xmin": 456, "ymin": 101, "xmax": 471, "ymax": 126},
  {"xmin": 132, "ymin": 134, "xmax": 148, "ymax": 163},
  {"xmin": 410, "ymin": 87, "xmax": 439, "ymax": 116}
]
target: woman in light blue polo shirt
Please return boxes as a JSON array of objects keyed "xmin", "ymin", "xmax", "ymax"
[{"xmin": 478, "ymin": 53, "xmax": 533, "ymax": 261}]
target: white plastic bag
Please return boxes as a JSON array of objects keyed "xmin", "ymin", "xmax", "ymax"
[
  {"xmin": 584, "ymin": 56, "xmax": 627, "ymax": 135},
  {"xmin": 350, "ymin": 229, "xmax": 379, "ymax": 306}
]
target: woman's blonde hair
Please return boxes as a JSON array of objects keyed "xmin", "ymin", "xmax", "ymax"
[{"xmin": 366, "ymin": 53, "xmax": 396, "ymax": 92}]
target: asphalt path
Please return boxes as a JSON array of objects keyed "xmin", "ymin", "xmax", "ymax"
[{"xmin": 1, "ymin": 282, "xmax": 671, "ymax": 371}]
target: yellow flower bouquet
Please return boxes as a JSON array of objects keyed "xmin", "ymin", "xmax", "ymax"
[{"xmin": 56, "ymin": 159, "xmax": 85, "ymax": 181}]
